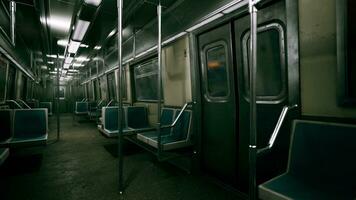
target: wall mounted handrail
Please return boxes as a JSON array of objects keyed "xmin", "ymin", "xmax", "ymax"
[
  {"xmin": 161, "ymin": 102, "xmax": 192, "ymax": 129},
  {"xmin": 106, "ymin": 99, "xmax": 114, "ymax": 107},
  {"xmin": 257, "ymin": 104, "xmax": 298, "ymax": 154},
  {"xmin": 6, "ymin": 100, "xmax": 22, "ymax": 109},
  {"xmin": 17, "ymin": 99, "xmax": 31, "ymax": 109}
]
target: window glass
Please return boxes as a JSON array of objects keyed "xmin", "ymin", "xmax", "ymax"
[
  {"xmin": 205, "ymin": 44, "xmax": 229, "ymax": 98},
  {"xmin": 107, "ymin": 72, "xmax": 116, "ymax": 100},
  {"xmin": 6, "ymin": 65, "xmax": 15, "ymax": 99},
  {"xmin": 347, "ymin": 0, "xmax": 356, "ymax": 98},
  {"xmin": 134, "ymin": 59, "xmax": 162, "ymax": 101},
  {"xmin": 243, "ymin": 26, "xmax": 285, "ymax": 100}
]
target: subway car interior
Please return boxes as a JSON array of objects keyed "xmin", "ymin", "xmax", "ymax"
[{"xmin": 0, "ymin": 0, "xmax": 355, "ymax": 199}]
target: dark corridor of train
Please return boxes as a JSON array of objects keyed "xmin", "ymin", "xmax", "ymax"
[{"xmin": 0, "ymin": 0, "xmax": 355, "ymax": 200}]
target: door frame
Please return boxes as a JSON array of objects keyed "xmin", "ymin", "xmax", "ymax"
[{"xmin": 188, "ymin": 0, "xmax": 300, "ymax": 191}]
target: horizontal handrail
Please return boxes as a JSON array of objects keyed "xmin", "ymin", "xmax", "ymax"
[
  {"xmin": 257, "ymin": 104, "xmax": 298, "ymax": 154},
  {"xmin": 6, "ymin": 100, "xmax": 23, "ymax": 109},
  {"xmin": 17, "ymin": 99, "xmax": 32, "ymax": 109}
]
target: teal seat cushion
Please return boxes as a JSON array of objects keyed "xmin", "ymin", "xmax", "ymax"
[
  {"xmin": 260, "ymin": 174, "xmax": 354, "ymax": 200},
  {"xmin": 75, "ymin": 102, "xmax": 88, "ymax": 113},
  {"xmin": 104, "ymin": 107, "xmax": 127, "ymax": 131},
  {"xmin": 0, "ymin": 110, "xmax": 12, "ymax": 142},
  {"xmin": 39, "ymin": 102, "xmax": 52, "ymax": 114},
  {"xmin": 259, "ymin": 120, "xmax": 356, "ymax": 200},
  {"xmin": 127, "ymin": 107, "xmax": 150, "ymax": 129},
  {"xmin": 13, "ymin": 109, "xmax": 47, "ymax": 139}
]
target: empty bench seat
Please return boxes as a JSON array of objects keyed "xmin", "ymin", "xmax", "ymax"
[
  {"xmin": 99, "ymin": 106, "xmax": 149, "ymax": 137},
  {"xmin": 39, "ymin": 102, "xmax": 52, "ymax": 116},
  {"xmin": 137, "ymin": 108, "xmax": 193, "ymax": 151},
  {"xmin": 0, "ymin": 109, "xmax": 48, "ymax": 148},
  {"xmin": 75, "ymin": 102, "xmax": 88, "ymax": 115},
  {"xmin": 259, "ymin": 120, "xmax": 356, "ymax": 200}
]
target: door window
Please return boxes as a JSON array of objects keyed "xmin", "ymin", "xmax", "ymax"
[
  {"xmin": 202, "ymin": 41, "xmax": 230, "ymax": 101},
  {"xmin": 242, "ymin": 23, "xmax": 286, "ymax": 103}
]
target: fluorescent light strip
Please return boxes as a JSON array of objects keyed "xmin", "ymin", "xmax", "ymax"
[
  {"xmin": 94, "ymin": 45, "xmax": 102, "ymax": 50},
  {"xmin": 68, "ymin": 40, "xmax": 81, "ymax": 53},
  {"xmin": 65, "ymin": 57, "xmax": 73, "ymax": 64},
  {"xmin": 57, "ymin": 39, "xmax": 68, "ymax": 47},
  {"xmin": 186, "ymin": 13, "xmax": 224, "ymax": 32},
  {"xmin": 222, "ymin": 0, "xmax": 248, "ymax": 14},
  {"xmin": 63, "ymin": 63, "xmax": 70, "ymax": 69},
  {"xmin": 84, "ymin": 0, "xmax": 102, "ymax": 6},
  {"xmin": 72, "ymin": 20, "xmax": 90, "ymax": 41}
]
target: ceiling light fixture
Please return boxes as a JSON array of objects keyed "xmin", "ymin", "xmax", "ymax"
[
  {"xmin": 63, "ymin": 63, "xmax": 70, "ymax": 69},
  {"xmin": 72, "ymin": 20, "xmax": 90, "ymax": 41},
  {"xmin": 94, "ymin": 46, "xmax": 102, "ymax": 50},
  {"xmin": 65, "ymin": 57, "xmax": 73, "ymax": 64},
  {"xmin": 57, "ymin": 39, "xmax": 68, "ymax": 47},
  {"xmin": 84, "ymin": 0, "xmax": 102, "ymax": 6},
  {"xmin": 68, "ymin": 40, "xmax": 81, "ymax": 53}
]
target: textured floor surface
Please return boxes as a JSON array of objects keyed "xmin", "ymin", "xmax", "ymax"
[{"xmin": 0, "ymin": 114, "xmax": 244, "ymax": 200}]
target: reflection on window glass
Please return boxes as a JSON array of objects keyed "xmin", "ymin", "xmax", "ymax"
[
  {"xmin": 244, "ymin": 28, "xmax": 284, "ymax": 99},
  {"xmin": 205, "ymin": 44, "xmax": 229, "ymax": 98},
  {"xmin": 134, "ymin": 59, "xmax": 162, "ymax": 101}
]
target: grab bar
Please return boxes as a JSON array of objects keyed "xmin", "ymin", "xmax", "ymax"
[
  {"xmin": 106, "ymin": 99, "xmax": 114, "ymax": 107},
  {"xmin": 6, "ymin": 100, "xmax": 23, "ymax": 109},
  {"xmin": 17, "ymin": 99, "xmax": 32, "ymax": 109},
  {"xmin": 161, "ymin": 102, "xmax": 193, "ymax": 129},
  {"xmin": 257, "ymin": 104, "xmax": 298, "ymax": 154}
]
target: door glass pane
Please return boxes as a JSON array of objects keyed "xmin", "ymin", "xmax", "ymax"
[
  {"xmin": 243, "ymin": 26, "xmax": 285, "ymax": 100},
  {"xmin": 205, "ymin": 44, "xmax": 229, "ymax": 98}
]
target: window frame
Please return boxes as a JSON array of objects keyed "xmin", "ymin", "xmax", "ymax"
[
  {"xmin": 0, "ymin": 56, "xmax": 8, "ymax": 104},
  {"xmin": 336, "ymin": 0, "xmax": 356, "ymax": 106},
  {"xmin": 241, "ymin": 22, "xmax": 286, "ymax": 104},
  {"xmin": 201, "ymin": 40, "xmax": 231, "ymax": 102}
]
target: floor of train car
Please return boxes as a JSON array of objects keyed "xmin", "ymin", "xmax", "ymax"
[{"xmin": 0, "ymin": 114, "xmax": 242, "ymax": 200}]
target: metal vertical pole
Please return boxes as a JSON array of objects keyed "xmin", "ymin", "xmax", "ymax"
[
  {"xmin": 248, "ymin": 0, "xmax": 258, "ymax": 200},
  {"xmin": 10, "ymin": 1, "xmax": 16, "ymax": 46},
  {"xmin": 116, "ymin": 0, "xmax": 124, "ymax": 194},
  {"xmin": 156, "ymin": 3, "xmax": 162, "ymax": 159},
  {"xmin": 56, "ymin": 56, "xmax": 60, "ymax": 141}
]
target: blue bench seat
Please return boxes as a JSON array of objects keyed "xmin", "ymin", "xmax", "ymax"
[
  {"xmin": 39, "ymin": 102, "xmax": 53, "ymax": 116},
  {"xmin": 137, "ymin": 108, "xmax": 193, "ymax": 151},
  {"xmin": 0, "ymin": 109, "xmax": 48, "ymax": 148},
  {"xmin": 99, "ymin": 106, "xmax": 151, "ymax": 137},
  {"xmin": 0, "ymin": 148, "xmax": 9, "ymax": 166},
  {"xmin": 75, "ymin": 102, "xmax": 88, "ymax": 115},
  {"xmin": 259, "ymin": 120, "xmax": 356, "ymax": 200}
]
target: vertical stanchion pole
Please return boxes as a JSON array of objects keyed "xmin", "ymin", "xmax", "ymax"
[
  {"xmin": 156, "ymin": 3, "xmax": 162, "ymax": 159},
  {"xmin": 10, "ymin": 1, "xmax": 16, "ymax": 46},
  {"xmin": 56, "ymin": 55, "xmax": 60, "ymax": 141},
  {"xmin": 116, "ymin": 0, "xmax": 124, "ymax": 194},
  {"xmin": 248, "ymin": 0, "xmax": 258, "ymax": 199}
]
